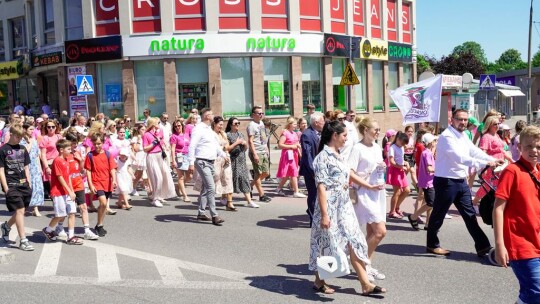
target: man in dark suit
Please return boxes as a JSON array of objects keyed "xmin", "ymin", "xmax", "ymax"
[{"xmin": 299, "ymin": 112, "xmax": 324, "ymax": 227}]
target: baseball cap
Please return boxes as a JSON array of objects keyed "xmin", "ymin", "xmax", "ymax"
[
  {"xmin": 36, "ymin": 117, "xmax": 44, "ymax": 123},
  {"xmin": 385, "ymin": 129, "xmax": 397, "ymax": 138},
  {"xmin": 499, "ymin": 123, "xmax": 511, "ymax": 131},
  {"xmin": 422, "ymin": 133, "xmax": 438, "ymax": 145},
  {"xmin": 119, "ymin": 148, "xmax": 131, "ymax": 157},
  {"xmin": 468, "ymin": 117, "xmax": 480, "ymax": 127}
]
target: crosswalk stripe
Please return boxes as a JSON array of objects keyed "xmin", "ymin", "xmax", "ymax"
[
  {"xmin": 34, "ymin": 241, "xmax": 62, "ymax": 277},
  {"xmin": 95, "ymin": 247, "xmax": 121, "ymax": 282},
  {"xmin": 154, "ymin": 260, "xmax": 186, "ymax": 286}
]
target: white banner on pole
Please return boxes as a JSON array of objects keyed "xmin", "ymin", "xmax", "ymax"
[{"xmin": 389, "ymin": 74, "xmax": 443, "ymax": 125}]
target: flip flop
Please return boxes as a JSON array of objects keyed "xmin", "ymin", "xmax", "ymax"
[
  {"xmin": 313, "ymin": 284, "xmax": 335, "ymax": 295},
  {"xmin": 407, "ymin": 215, "xmax": 420, "ymax": 230},
  {"xmin": 361, "ymin": 285, "xmax": 386, "ymax": 296}
]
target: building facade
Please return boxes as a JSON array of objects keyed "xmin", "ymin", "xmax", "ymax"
[{"xmin": 1, "ymin": 0, "xmax": 417, "ymax": 132}]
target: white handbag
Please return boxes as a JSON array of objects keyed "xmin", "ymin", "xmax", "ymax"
[{"xmin": 316, "ymin": 231, "xmax": 351, "ymax": 280}]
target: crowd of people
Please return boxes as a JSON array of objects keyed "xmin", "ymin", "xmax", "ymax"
[{"xmin": 0, "ymin": 104, "xmax": 538, "ymax": 302}]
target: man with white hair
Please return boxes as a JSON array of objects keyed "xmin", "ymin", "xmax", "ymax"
[{"xmin": 299, "ymin": 112, "xmax": 324, "ymax": 227}]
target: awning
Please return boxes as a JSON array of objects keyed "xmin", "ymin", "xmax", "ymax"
[{"xmin": 499, "ymin": 89, "xmax": 525, "ymax": 97}]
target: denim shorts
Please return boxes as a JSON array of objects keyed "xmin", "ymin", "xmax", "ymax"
[
  {"xmin": 510, "ymin": 257, "xmax": 540, "ymax": 304},
  {"xmin": 175, "ymin": 153, "xmax": 189, "ymax": 171}
]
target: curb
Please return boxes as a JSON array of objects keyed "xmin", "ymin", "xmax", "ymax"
[{"xmin": 0, "ymin": 249, "xmax": 15, "ymax": 264}]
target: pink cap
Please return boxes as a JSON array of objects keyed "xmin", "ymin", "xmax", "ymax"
[
  {"xmin": 385, "ymin": 129, "xmax": 397, "ymax": 138},
  {"xmin": 36, "ymin": 118, "xmax": 44, "ymax": 123}
]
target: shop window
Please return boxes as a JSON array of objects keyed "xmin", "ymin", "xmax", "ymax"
[
  {"xmin": 299, "ymin": 0, "xmax": 320, "ymax": 32},
  {"xmin": 403, "ymin": 63, "xmax": 413, "ymax": 84},
  {"xmin": 221, "ymin": 58, "xmax": 252, "ymax": 118},
  {"xmin": 177, "ymin": 58, "xmax": 209, "ymax": 117},
  {"xmin": 135, "ymin": 61, "xmax": 165, "ymax": 121},
  {"xmin": 132, "ymin": 0, "xmax": 161, "ymax": 33},
  {"xmin": 371, "ymin": 61, "xmax": 384, "ymax": 111},
  {"xmin": 353, "ymin": 0, "xmax": 365, "ymax": 36},
  {"xmin": 64, "ymin": 0, "xmax": 83, "ymax": 40},
  {"xmin": 219, "ymin": 0, "xmax": 249, "ymax": 31},
  {"xmin": 330, "ymin": 0, "xmax": 346, "ymax": 34},
  {"xmin": 388, "ymin": 62, "xmax": 398, "ymax": 109},
  {"xmin": 95, "ymin": 0, "xmax": 120, "ymax": 36},
  {"xmin": 10, "ymin": 17, "xmax": 25, "ymax": 59},
  {"xmin": 43, "ymin": 0, "xmax": 55, "ymax": 45},
  {"xmin": 44, "ymin": 76, "xmax": 59, "ymax": 116},
  {"xmin": 15, "ymin": 79, "xmax": 38, "ymax": 114},
  {"xmin": 264, "ymin": 57, "xmax": 290, "ymax": 116},
  {"xmin": 332, "ymin": 58, "xmax": 347, "ymax": 111},
  {"xmin": 354, "ymin": 60, "xmax": 367, "ymax": 112},
  {"xmin": 261, "ymin": 0, "xmax": 288, "ymax": 31},
  {"xmin": 29, "ymin": 2, "xmax": 37, "ymax": 49},
  {"xmin": 301, "ymin": 57, "xmax": 322, "ymax": 112},
  {"xmin": 0, "ymin": 21, "xmax": 4, "ymax": 61},
  {"xmin": 98, "ymin": 62, "xmax": 123, "ymax": 119},
  {"xmin": 175, "ymin": 0, "xmax": 206, "ymax": 31}
]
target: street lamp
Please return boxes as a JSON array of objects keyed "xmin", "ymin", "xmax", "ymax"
[{"xmin": 527, "ymin": 0, "xmax": 533, "ymax": 124}]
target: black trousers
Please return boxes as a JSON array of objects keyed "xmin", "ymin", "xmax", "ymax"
[{"xmin": 304, "ymin": 174, "xmax": 316, "ymax": 227}]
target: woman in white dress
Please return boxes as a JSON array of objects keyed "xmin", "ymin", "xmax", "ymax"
[{"xmin": 348, "ymin": 116, "xmax": 387, "ymax": 281}]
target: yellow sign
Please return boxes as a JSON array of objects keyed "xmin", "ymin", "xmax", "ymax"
[
  {"xmin": 340, "ymin": 62, "xmax": 360, "ymax": 86},
  {"xmin": 0, "ymin": 61, "xmax": 20, "ymax": 81},
  {"xmin": 359, "ymin": 39, "xmax": 389, "ymax": 61}
]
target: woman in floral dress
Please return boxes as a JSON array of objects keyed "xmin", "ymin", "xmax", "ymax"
[
  {"xmin": 309, "ymin": 120, "xmax": 386, "ymax": 297},
  {"xmin": 22, "ymin": 123, "xmax": 44, "ymax": 216}
]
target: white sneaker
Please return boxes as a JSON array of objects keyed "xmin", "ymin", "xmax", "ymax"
[
  {"xmin": 83, "ymin": 230, "xmax": 99, "ymax": 240},
  {"xmin": 367, "ymin": 273, "xmax": 375, "ymax": 282},
  {"xmin": 275, "ymin": 188, "xmax": 286, "ymax": 196},
  {"xmin": 367, "ymin": 266, "xmax": 386, "ymax": 280},
  {"xmin": 445, "ymin": 213, "xmax": 453, "ymax": 219},
  {"xmin": 55, "ymin": 226, "xmax": 68, "ymax": 238},
  {"xmin": 152, "ymin": 200, "xmax": 163, "ymax": 208},
  {"xmin": 247, "ymin": 202, "xmax": 260, "ymax": 208},
  {"xmin": 130, "ymin": 190, "xmax": 139, "ymax": 196},
  {"xmin": 293, "ymin": 192, "xmax": 307, "ymax": 198}
]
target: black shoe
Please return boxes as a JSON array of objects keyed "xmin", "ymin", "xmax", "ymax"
[
  {"xmin": 259, "ymin": 195, "xmax": 272, "ymax": 202},
  {"xmin": 94, "ymin": 225, "xmax": 107, "ymax": 237},
  {"xmin": 477, "ymin": 246, "xmax": 493, "ymax": 257}
]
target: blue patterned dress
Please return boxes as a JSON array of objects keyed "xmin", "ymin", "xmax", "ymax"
[
  {"xmin": 309, "ymin": 145, "xmax": 370, "ymax": 271},
  {"xmin": 21, "ymin": 138, "xmax": 44, "ymax": 207}
]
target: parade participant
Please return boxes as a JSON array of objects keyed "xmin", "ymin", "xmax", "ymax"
[
  {"xmin": 382, "ymin": 129, "xmax": 396, "ymax": 166},
  {"xmin": 188, "ymin": 108, "xmax": 227, "ymax": 226},
  {"xmin": 1, "ymin": 113, "xmax": 22, "ymax": 145},
  {"xmin": 33, "ymin": 118, "xmax": 44, "ymax": 139},
  {"xmin": 247, "ymin": 106, "xmax": 272, "ymax": 202},
  {"xmin": 275, "ymin": 116, "xmax": 305, "ymax": 198},
  {"xmin": 309, "ymin": 120, "xmax": 386, "ymax": 296},
  {"xmin": 426, "ymin": 109, "xmax": 501, "ymax": 256},
  {"xmin": 297, "ymin": 117, "xmax": 308, "ymax": 139},
  {"xmin": 21, "ymin": 124, "xmax": 44, "ymax": 217},
  {"xmin": 212, "ymin": 116, "xmax": 235, "ymax": 210},
  {"xmin": 473, "ymin": 109, "xmax": 499, "ymax": 144},
  {"xmin": 412, "ymin": 129, "xmax": 428, "ymax": 220},
  {"xmin": 509, "ymin": 120, "xmax": 527, "ymax": 162},
  {"xmin": 404, "ymin": 126, "xmax": 418, "ymax": 191},
  {"xmin": 304, "ymin": 104, "xmax": 315, "ymax": 125},
  {"xmin": 170, "ymin": 119, "xmax": 190, "ymax": 202},
  {"xmin": 493, "ymin": 126, "xmax": 540, "ymax": 304},
  {"xmin": 387, "ymin": 131, "xmax": 411, "ymax": 219},
  {"xmin": 348, "ymin": 116, "xmax": 387, "ymax": 281},
  {"xmin": 0, "ymin": 124, "xmax": 34, "ymax": 251},
  {"xmin": 158, "ymin": 113, "xmax": 172, "ymax": 159},
  {"xmin": 73, "ymin": 115, "xmax": 88, "ymax": 137},
  {"xmin": 39, "ymin": 120, "xmax": 63, "ymax": 199},
  {"xmin": 131, "ymin": 124, "xmax": 151, "ymax": 197},
  {"xmin": 142, "ymin": 109, "xmax": 151, "ymax": 125},
  {"xmin": 115, "ymin": 148, "xmax": 134, "ymax": 210},
  {"xmin": 340, "ymin": 110, "xmax": 359, "ymax": 161}
]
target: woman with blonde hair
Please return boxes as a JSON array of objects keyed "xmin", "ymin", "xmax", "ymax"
[
  {"xmin": 143, "ymin": 117, "xmax": 176, "ymax": 207},
  {"xmin": 473, "ymin": 109, "xmax": 499, "ymax": 144},
  {"xmin": 130, "ymin": 123, "xmax": 152, "ymax": 196},
  {"xmin": 275, "ymin": 116, "xmax": 305, "ymax": 198},
  {"xmin": 170, "ymin": 119, "xmax": 190, "ymax": 202}
]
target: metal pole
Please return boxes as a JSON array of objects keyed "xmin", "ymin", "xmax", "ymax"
[
  {"xmin": 347, "ymin": 37, "xmax": 353, "ymax": 111},
  {"xmin": 527, "ymin": 0, "xmax": 533, "ymax": 124}
]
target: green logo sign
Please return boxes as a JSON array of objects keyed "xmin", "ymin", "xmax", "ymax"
[
  {"xmin": 247, "ymin": 37, "xmax": 296, "ymax": 50},
  {"xmin": 388, "ymin": 43, "xmax": 413, "ymax": 63},
  {"xmin": 268, "ymin": 81, "xmax": 284, "ymax": 105},
  {"xmin": 150, "ymin": 38, "xmax": 205, "ymax": 52}
]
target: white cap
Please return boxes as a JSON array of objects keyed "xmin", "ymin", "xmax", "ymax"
[
  {"xmin": 499, "ymin": 124, "xmax": 511, "ymax": 131},
  {"xmin": 119, "ymin": 148, "xmax": 131, "ymax": 157},
  {"xmin": 422, "ymin": 133, "xmax": 438, "ymax": 145}
]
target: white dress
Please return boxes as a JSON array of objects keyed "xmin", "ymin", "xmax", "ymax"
[
  {"xmin": 348, "ymin": 142, "xmax": 387, "ymax": 225},
  {"xmin": 116, "ymin": 158, "xmax": 133, "ymax": 194},
  {"xmin": 131, "ymin": 136, "xmax": 146, "ymax": 170}
]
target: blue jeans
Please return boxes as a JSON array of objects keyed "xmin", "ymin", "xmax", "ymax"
[{"xmin": 510, "ymin": 258, "xmax": 540, "ymax": 304}]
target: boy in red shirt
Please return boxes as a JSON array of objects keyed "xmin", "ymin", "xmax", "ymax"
[
  {"xmin": 494, "ymin": 126, "xmax": 540, "ymax": 304},
  {"xmin": 42, "ymin": 139, "xmax": 83, "ymax": 245},
  {"xmin": 85, "ymin": 134, "xmax": 117, "ymax": 237}
]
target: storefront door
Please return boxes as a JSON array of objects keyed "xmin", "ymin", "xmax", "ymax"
[
  {"xmin": 44, "ymin": 75, "xmax": 59, "ymax": 117},
  {"xmin": 333, "ymin": 85, "xmax": 347, "ymax": 111},
  {"xmin": 179, "ymin": 83, "xmax": 208, "ymax": 117}
]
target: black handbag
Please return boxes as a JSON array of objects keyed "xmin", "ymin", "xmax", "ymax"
[{"xmin": 150, "ymin": 132, "xmax": 167, "ymax": 160}]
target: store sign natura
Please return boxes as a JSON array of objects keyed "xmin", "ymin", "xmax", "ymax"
[{"xmin": 124, "ymin": 33, "xmax": 322, "ymax": 57}]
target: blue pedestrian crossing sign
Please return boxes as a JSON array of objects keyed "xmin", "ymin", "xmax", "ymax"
[
  {"xmin": 479, "ymin": 74, "xmax": 496, "ymax": 90},
  {"xmin": 76, "ymin": 75, "xmax": 94, "ymax": 95}
]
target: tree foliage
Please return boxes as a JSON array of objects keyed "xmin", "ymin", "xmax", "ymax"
[
  {"xmin": 532, "ymin": 50, "xmax": 540, "ymax": 67},
  {"xmin": 430, "ymin": 52, "xmax": 485, "ymax": 78},
  {"xmin": 495, "ymin": 48, "xmax": 527, "ymax": 71},
  {"xmin": 416, "ymin": 54, "xmax": 431, "ymax": 75},
  {"xmin": 452, "ymin": 41, "xmax": 488, "ymax": 67}
]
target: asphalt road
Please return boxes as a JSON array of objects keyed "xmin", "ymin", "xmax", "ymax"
[{"xmin": 0, "ymin": 173, "xmax": 519, "ymax": 304}]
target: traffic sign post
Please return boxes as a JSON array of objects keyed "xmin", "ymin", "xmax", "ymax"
[
  {"xmin": 479, "ymin": 74, "xmax": 496, "ymax": 90},
  {"xmin": 340, "ymin": 62, "xmax": 360, "ymax": 86},
  {"xmin": 76, "ymin": 75, "xmax": 95, "ymax": 95}
]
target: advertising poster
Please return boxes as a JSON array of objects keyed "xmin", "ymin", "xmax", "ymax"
[
  {"xmin": 268, "ymin": 81, "xmax": 284, "ymax": 105},
  {"xmin": 67, "ymin": 66, "xmax": 89, "ymax": 117},
  {"xmin": 105, "ymin": 84, "xmax": 121, "ymax": 103}
]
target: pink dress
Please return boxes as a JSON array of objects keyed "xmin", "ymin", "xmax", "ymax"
[
  {"xmin": 476, "ymin": 133, "xmax": 505, "ymax": 199},
  {"xmin": 276, "ymin": 130, "xmax": 300, "ymax": 178},
  {"xmin": 39, "ymin": 134, "xmax": 62, "ymax": 181}
]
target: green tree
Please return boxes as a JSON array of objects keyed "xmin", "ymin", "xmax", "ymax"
[
  {"xmin": 416, "ymin": 54, "xmax": 431, "ymax": 75},
  {"xmin": 532, "ymin": 50, "xmax": 540, "ymax": 67},
  {"xmin": 452, "ymin": 41, "xmax": 488, "ymax": 67},
  {"xmin": 495, "ymin": 48, "xmax": 527, "ymax": 71},
  {"xmin": 432, "ymin": 52, "xmax": 485, "ymax": 78}
]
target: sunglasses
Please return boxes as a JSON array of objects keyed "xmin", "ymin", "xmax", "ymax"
[
  {"xmin": 175, "ymin": 125, "xmax": 182, "ymax": 128},
  {"xmin": 233, "ymin": 122, "xmax": 241, "ymax": 126},
  {"xmin": 254, "ymin": 112, "xmax": 264, "ymax": 116},
  {"xmin": 126, "ymin": 120, "xmax": 131, "ymax": 122},
  {"xmin": 47, "ymin": 125, "xmax": 56, "ymax": 129},
  {"xmin": 337, "ymin": 118, "xmax": 344, "ymax": 121},
  {"xmin": 110, "ymin": 125, "xmax": 116, "ymax": 127}
]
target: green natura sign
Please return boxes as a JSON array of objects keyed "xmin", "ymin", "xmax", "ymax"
[
  {"xmin": 150, "ymin": 38, "xmax": 205, "ymax": 52},
  {"xmin": 247, "ymin": 37, "xmax": 296, "ymax": 50}
]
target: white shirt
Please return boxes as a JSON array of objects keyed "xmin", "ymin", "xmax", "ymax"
[
  {"xmin": 188, "ymin": 122, "xmax": 226, "ymax": 165},
  {"xmin": 388, "ymin": 144, "xmax": 404, "ymax": 165},
  {"xmin": 74, "ymin": 125, "xmax": 88, "ymax": 136},
  {"xmin": 340, "ymin": 120, "xmax": 359, "ymax": 161},
  {"xmin": 159, "ymin": 121, "xmax": 172, "ymax": 147},
  {"xmin": 435, "ymin": 126, "xmax": 495, "ymax": 179}
]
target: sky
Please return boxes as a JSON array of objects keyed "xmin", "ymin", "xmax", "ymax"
[{"xmin": 416, "ymin": 0, "xmax": 538, "ymax": 62}]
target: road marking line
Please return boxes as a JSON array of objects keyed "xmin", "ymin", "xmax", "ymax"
[
  {"xmin": 154, "ymin": 260, "xmax": 186, "ymax": 285},
  {"xmin": 34, "ymin": 242, "xmax": 62, "ymax": 277},
  {"xmin": 95, "ymin": 247, "xmax": 121, "ymax": 282}
]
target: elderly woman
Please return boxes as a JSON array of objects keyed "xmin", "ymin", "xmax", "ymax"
[
  {"xmin": 310, "ymin": 120, "xmax": 386, "ymax": 296},
  {"xmin": 143, "ymin": 117, "xmax": 176, "ymax": 207}
]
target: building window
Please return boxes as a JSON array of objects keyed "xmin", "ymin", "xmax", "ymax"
[
  {"xmin": 332, "ymin": 58, "xmax": 347, "ymax": 111},
  {"xmin": 261, "ymin": 0, "xmax": 288, "ymax": 31},
  {"xmin": 64, "ymin": 0, "xmax": 83, "ymax": 40},
  {"xmin": 353, "ymin": 0, "xmax": 365, "ymax": 36},
  {"xmin": 219, "ymin": 0, "xmax": 249, "ymax": 31},
  {"xmin": 301, "ymin": 57, "xmax": 322, "ymax": 112},
  {"xmin": 370, "ymin": 0, "xmax": 382, "ymax": 39},
  {"xmin": 95, "ymin": 0, "xmax": 120, "ymax": 36},
  {"xmin": 0, "ymin": 21, "xmax": 4, "ymax": 61},
  {"xmin": 29, "ymin": 2, "xmax": 37, "ymax": 49},
  {"xmin": 177, "ymin": 58, "xmax": 209, "ymax": 117},
  {"xmin": 135, "ymin": 61, "xmax": 165, "ymax": 121},
  {"xmin": 371, "ymin": 61, "xmax": 384, "ymax": 111},
  {"xmin": 330, "ymin": 0, "xmax": 346, "ymax": 34},
  {"xmin": 98, "ymin": 62, "xmax": 123, "ymax": 119},
  {"xmin": 354, "ymin": 60, "xmax": 367, "ymax": 111},
  {"xmin": 221, "ymin": 58, "xmax": 252, "ymax": 117},
  {"xmin": 299, "ymin": 0, "xmax": 321, "ymax": 32},
  {"xmin": 132, "ymin": 0, "xmax": 161, "ymax": 33},
  {"xmin": 43, "ymin": 0, "xmax": 55, "ymax": 45},
  {"xmin": 264, "ymin": 57, "xmax": 290, "ymax": 116},
  {"xmin": 388, "ymin": 62, "xmax": 398, "ymax": 109},
  {"xmin": 403, "ymin": 63, "xmax": 413, "ymax": 84},
  {"xmin": 10, "ymin": 17, "xmax": 25, "ymax": 59},
  {"xmin": 175, "ymin": 0, "xmax": 206, "ymax": 31}
]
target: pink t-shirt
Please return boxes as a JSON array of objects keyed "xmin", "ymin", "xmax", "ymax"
[
  {"xmin": 417, "ymin": 149, "xmax": 435, "ymax": 189},
  {"xmin": 184, "ymin": 124, "xmax": 195, "ymax": 140},
  {"xmin": 170, "ymin": 133, "xmax": 186, "ymax": 154},
  {"xmin": 83, "ymin": 136, "xmax": 112, "ymax": 151},
  {"xmin": 142, "ymin": 129, "xmax": 164, "ymax": 154},
  {"xmin": 39, "ymin": 134, "xmax": 62, "ymax": 161},
  {"xmin": 479, "ymin": 133, "xmax": 506, "ymax": 160},
  {"xmin": 32, "ymin": 128, "xmax": 42, "ymax": 139}
]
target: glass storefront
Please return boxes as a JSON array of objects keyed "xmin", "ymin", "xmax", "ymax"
[
  {"xmin": 354, "ymin": 60, "xmax": 367, "ymax": 112},
  {"xmin": 15, "ymin": 78, "xmax": 38, "ymax": 114},
  {"xmin": 98, "ymin": 62, "xmax": 123, "ymax": 118},
  {"xmin": 221, "ymin": 57, "xmax": 252, "ymax": 118},
  {"xmin": 135, "ymin": 60, "xmax": 165, "ymax": 121},
  {"xmin": 264, "ymin": 57, "xmax": 290, "ymax": 116},
  {"xmin": 403, "ymin": 63, "xmax": 413, "ymax": 84},
  {"xmin": 371, "ymin": 61, "xmax": 384, "ymax": 111},
  {"xmin": 388, "ymin": 62, "xmax": 398, "ymax": 109},
  {"xmin": 177, "ymin": 58, "xmax": 208, "ymax": 118},
  {"xmin": 301, "ymin": 57, "xmax": 322, "ymax": 112},
  {"xmin": 332, "ymin": 58, "xmax": 347, "ymax": 111},
  {"xmin": 44, "ymin": 75, "xmax": 59, "ymax": 116}
]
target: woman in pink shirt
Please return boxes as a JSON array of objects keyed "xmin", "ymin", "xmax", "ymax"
[
  {"xmin": 39, "ymin": 120, "xmax": 63, "ymax": 199},
  {"xmin": 170, "ymin": 119, "xmax": 190, "ymax": 202}
]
